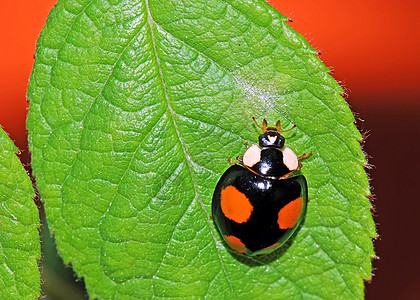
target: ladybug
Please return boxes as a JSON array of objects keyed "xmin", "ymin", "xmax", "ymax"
[{"xmin": 212, "ymin": 118, "xmax": 312, "ymax": 256}]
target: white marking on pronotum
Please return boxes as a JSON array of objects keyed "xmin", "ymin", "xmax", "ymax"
[
  {"xmin": 243, "ymin": 145, "xmax": 261, "ymax": 167},
  {"xmin": 282, "ymin": 147, "xmax": 298, "ymax": 171},
  {"xmin": 268, "ymin": 135, "xmax": 277, "ymax": 144}
]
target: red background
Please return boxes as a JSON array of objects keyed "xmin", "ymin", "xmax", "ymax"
[{"xmin": 1, "ymin": 1, "xmax": 419, "ymax": 299}]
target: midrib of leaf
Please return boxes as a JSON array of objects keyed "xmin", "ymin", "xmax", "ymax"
[
  {"xmin": 144, "ymin": 4, "xmax": 312, "ymax": 298},
  {"xmin": 144, "ymin": 0, "xmax": 236, "ymax": 296},
  {"xmin": 143, "ymin": 4, "xmax": 309, "ymax": 298},
  {"xmin": 33, "ymin": 0, "xmax": 236, "ymax": 291}
]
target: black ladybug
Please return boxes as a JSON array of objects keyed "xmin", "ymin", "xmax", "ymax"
[{"xmin": 212, "ymin": 118, "xmax": 311, "ymax": 256}]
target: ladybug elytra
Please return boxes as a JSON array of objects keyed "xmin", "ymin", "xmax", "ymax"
[{"xmin": 212, "ymin": 118, "xmax": 311, "ymax": 256}]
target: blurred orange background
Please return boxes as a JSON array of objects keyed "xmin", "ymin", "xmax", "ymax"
[{"xmin": 1, "ymin": 1, "xmax": 419, "ymax": 299}]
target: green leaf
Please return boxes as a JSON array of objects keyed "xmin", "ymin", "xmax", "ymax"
[
  {"xmin": 27, "ymin": 0, "xmax": 376, "ymax": 298},
  {"xmin": 0, "ymin": 128, "xmax": 40, "ymax": 299}
]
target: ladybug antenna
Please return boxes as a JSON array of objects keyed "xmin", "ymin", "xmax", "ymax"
[
  {"xmin": 279, "ymin": 124, "xmax": 296, "ymax": 134},
  {"xmin": 276, "ymin": 120, "xmax": 281, "ymax": 131},
  {"xmin": 252, "ymin": 117, "xmax": 267, "ymax": 132}
]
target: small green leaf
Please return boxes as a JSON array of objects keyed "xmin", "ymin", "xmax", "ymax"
[
  {"xmin": 27, "ymin": 0, "xmax": 376, "ymax": 298},
  {"xmin": 0, "ymin": 128, "xmax": 40, "ymax": 299}
]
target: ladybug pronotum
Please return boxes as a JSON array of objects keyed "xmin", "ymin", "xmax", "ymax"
[{"xmin": 212, "ymin": 118, "xmax": 312, "ymax": 256}]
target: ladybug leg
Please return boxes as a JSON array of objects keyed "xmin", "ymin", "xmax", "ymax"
[
  {"xmin": 236, "ymin": 156, "xmax": 243, "ymax": 163},
  {"xmin": 295, "ymin": 152, "xmax": 312, "ymax": 170},
  {"xmin": 298, "ymin": 152, "xmax": 312, "ymax": 161},
  {"xmin": 228, "ymin": 158, "xmax": 235, "ymax": 166},
  {"xmin": 244, "ymin": 142, "xmax": 249, "ymax": 149},
  {"xmin": 280, "ymin": 173, "xmax": 292, "ymax": 179}
]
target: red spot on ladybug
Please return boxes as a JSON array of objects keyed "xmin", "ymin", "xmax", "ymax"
[
  {"xmin": 220, "ymin": 185, "xmax": 253, "ymax": 223},
  {"xmin": 277, "ymin": 197, "xmax": 303, "ymax": 229},
  {"xmin": 224, "ymin": 235, "xmax": 247, "ymax": 254}
]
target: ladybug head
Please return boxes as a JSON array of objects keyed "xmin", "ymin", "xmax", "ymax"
[
  {"xmin": 253, "ymin": 118, "xmax": 296, "ymax": 148},
  {"xmin": 259, "ymin": 130, "xmax": 285, "ymax": 148}
]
